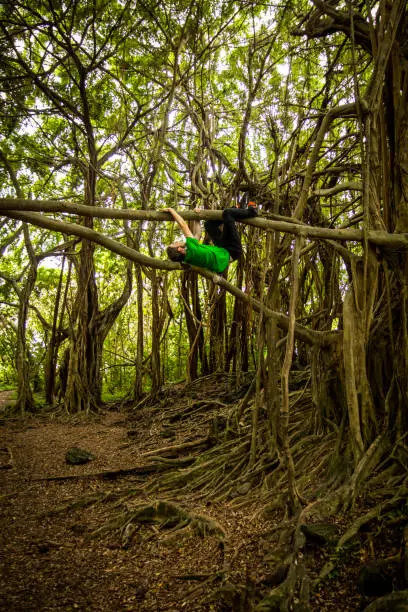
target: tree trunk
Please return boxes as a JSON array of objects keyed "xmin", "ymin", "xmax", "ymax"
[
  {"xmin": 134, "ymin": 264, "xmax": 144, "ymax": 400},
  {"xmin": 64, "ymin": 243, "xmax": 132, "ymax": 412},
  {"xmin": 150, "ymin": 269, "xmax": 161, "ymax": 394},
  {"xmin": 181, "ymin": 271, "xmax": 208, "ymax": 381},
  {"xmin": 208, "ymin": 281, "xmax": 227, "ymax": 372},
  {"xmin": 15, "ymin": 265, "xmax": 36, "ymax": 413},
  {"xmin": 64, "ymin": 237, "xmax": 99, "ymax": 412},
  {"xmin": 15, "ymin": 225, "xmax": 37, "ymax": 413},
  {"xmin": 44, "ymin": 255, "xmax": 67, "ymax": 405},
  {"xmin": 227, "ymin": 265, "xmax": 250, "ymax": 375}
]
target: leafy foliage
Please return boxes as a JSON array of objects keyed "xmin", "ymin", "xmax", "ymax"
[{"xmin": 0, "ymin": 1, "xmax": 407, "ymax": 422}]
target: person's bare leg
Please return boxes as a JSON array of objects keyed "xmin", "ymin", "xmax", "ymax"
[{"xmin": 188, "ymin": 219, "xmax": 202, "ymax": 240}]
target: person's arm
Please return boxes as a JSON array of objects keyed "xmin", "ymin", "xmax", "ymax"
[{"xmin": 163, "ymin": 208, "xmax": 194, "ymax": 238}]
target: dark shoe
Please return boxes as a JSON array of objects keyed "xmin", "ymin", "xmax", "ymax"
[
  {"xmin": 239, "ymin": 192, "xmax": 249, "ymax": 208},
  {"xmin": 239, "ymin": 193, "xmax": 258, "ymax": 213}
]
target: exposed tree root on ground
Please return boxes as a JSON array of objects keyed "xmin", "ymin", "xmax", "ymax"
[
  {"xmin": 2, "ymin": 374, "xmax": 408, "ymax": 610},
  {"xmin": 150, "ymin": 373, "xmax": 408, "ymax": 609},
  {"xmin": 41, "ymin": 371, "xmax": 404, "ymax": 610},
  {"xmin": 92, "ymin": 499, "xmax": 225, "ymax": 546}
]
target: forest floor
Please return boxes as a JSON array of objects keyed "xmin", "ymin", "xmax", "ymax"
[{"xmin": 0, "ymin": 380, "xmax": 404, "ymax": 611}]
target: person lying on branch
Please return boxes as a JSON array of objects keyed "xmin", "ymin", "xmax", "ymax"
[{"xmin": 164, "ymin": 195, "xmax": 258, "ymax": 274}]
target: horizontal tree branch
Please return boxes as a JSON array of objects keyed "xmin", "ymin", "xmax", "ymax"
[
  {"xmin": 199, "ymin": 269, "xmax": 338, "ymax": 348},
  {"xmin": 293, "ymin": 0, "xmax": 372, "ymax": 54},
  {"xmin": 313, "ymin": 181, "xmax": 363, "ymax": 197},
  {"xmin": 3, "ymin": 209, "xmax": 177, "ymax": 270},
  {"xmin": 1, "ymin": 198, "xmax": 408, "ymax": 249}
]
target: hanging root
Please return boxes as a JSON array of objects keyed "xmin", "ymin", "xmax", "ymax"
[{"xmin": 340, "ymin": 432, "xmax": 392, "ymax": 510}]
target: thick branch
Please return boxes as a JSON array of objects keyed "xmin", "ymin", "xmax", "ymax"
[
  {"xmin": 3, "ymin": 210, "xmax": 176, "ymax": 270},
  {"xmin": 313, "ymin": 181, "xmax": 363, "ymax": 197},
  {"xmin": 197, "ymin": 269, "xmax": 338, "ymax": 348},
  {"xmin": 293, "ymin": 1, "xmax": 372, "ymax": 54},
  {"xmin": 2, "ymin": 198, "xmax": 408, "ymax": 250}
]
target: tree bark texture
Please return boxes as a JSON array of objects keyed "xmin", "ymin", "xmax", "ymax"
[
  {"xmin": 181, "ymin": 272, "xmax": 208, "ymax": 381},
  {"xmin": 15, "ymin": 227, "xmax": 37, "ymax": 414}
]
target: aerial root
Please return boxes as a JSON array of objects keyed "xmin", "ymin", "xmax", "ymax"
[
  {"xmin": 254, "ymin": 491, "xmax": 342, "ymax": 611},
  {"xmin": 256, "ymin": 477, "xmax": 408, "ymax": 610},
  {"xmin": 341, "ymin": 432, "xmax": 392, "ymax": 510},
  {"xmin": 315, "ymin": 485, "xmax": 408, "ymax": 584},
  {"xmin": 167, "ymin": 399, "xmax": 228, "ymax": 424}
]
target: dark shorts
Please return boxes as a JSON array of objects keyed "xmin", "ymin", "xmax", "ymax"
[{"xmin": 204, "ymin": 207, "xmax": 256, "ymax": 260}]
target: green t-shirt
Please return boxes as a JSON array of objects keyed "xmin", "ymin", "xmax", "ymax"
[{"xmin": 184, "ymin": 237, "xmax": 230, "ymax": 273}]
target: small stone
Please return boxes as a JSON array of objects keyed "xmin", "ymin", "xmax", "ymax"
[
  {"xmin": 65, "ymin": 447, "xmax": 95, "ymax": 465},
  {"xmin": 236, "ymin": 481, "xmax": 252, "ymax": 495}
]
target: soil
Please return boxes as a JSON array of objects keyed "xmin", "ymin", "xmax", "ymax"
[{"xmin": 0, "ymin": 385, "xmax": 404, "ymax": 611}]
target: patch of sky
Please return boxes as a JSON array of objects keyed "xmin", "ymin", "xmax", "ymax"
[
  {"xmin": 14, "ymin": 38, "xmax": 25, "ymax": 54},
  {"xmin": 277, "ymin": 62, "xmax": 290, "ymax": 77},
  {"xmin": 38, "ymin": 257, "xmax": 62, "ymax": 270},
  {"xmin": 18, "ymin": 105, "xmax": 56, "ymax": 137}
]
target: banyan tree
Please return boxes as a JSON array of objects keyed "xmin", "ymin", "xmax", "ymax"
[{"xmin": 0, "ymin": 0, "xmax": 408, "ymax": 581}]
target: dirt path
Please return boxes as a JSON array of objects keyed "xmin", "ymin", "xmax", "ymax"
[
  {"xmin": 0, "ymin": 412, "xmax": 151, "ymax": 611},
  {"xmin": 0, "ymin": 409, "xmax": 269, "ymax": 611}
]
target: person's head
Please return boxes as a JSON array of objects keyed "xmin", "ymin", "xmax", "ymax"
[{"xmin": 166, "ymin": 241, "xmax": 186, "ymax": 262}]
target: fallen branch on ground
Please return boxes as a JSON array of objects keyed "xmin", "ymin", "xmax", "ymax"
[{"xmin": 31, "ymin": 460, "xmax": 193, "ymax": 482}]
